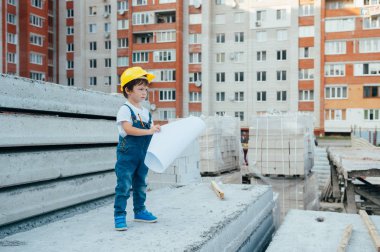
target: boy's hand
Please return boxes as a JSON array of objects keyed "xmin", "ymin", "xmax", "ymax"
[{"xmin": 149, "ymin": 124, "xmax": 161, "ymax": 134}]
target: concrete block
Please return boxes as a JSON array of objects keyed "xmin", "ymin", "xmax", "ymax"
[
  {"xmin": 201, "ymin": 170, "xmax": 242, "ymax": 184},
  {"xmin": 0, "ymin": 172, "xmax": 115, "ymax": 226},
  {"xmin": 0, "ymin": 147, "xmax": 116, "ymax": 188},
  {"xmin": 0, "ymin": 114, "xmax": 117, "ymax": 147},
  {"xmin": 0, "ymin": 74, "xmax": 124, "ymax": 117},
  {"xmin": 0, "ymin": 184, "xmax": 275, "ymax": 252}
]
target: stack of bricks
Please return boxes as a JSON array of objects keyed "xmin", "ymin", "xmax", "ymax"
[
  {"xmin": 248, "ymin": 114, "xmax": 314, "ymax": 177},
  {"xmin": 199, "ymin": 116, "xmax": 242, "ymax": 175}
]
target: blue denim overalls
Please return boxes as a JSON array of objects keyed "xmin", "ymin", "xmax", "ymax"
[{"xmin": 114, "ymin": 104, "xmax": 152, "ymax": 217}]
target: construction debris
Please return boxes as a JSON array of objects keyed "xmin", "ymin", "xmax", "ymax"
[
  {"xmin": 210, "ymin": 181, "xmax": 224, "ymax": 199},
  {"xmin": 359, "ymin": 210, "xmax": 380, "ymax": 251}
]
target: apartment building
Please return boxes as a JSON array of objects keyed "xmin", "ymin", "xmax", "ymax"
[
  {"xmin": 1, "ymin": 0, "xmax": 59, "ymax": 82},
  {"xmin": 202, "ymin": 0, "xmax": 299, "ymax": 129},
  {"xmin": 321, "ymin": 0, "xmax": 380, "ymax": 133}
]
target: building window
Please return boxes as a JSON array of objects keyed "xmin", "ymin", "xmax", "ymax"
[
  {"xmin": 189, "ymin": 72, "xmax": 201, "ymax": 82},
  {"xmin": 7, "ymin": 13, "xmax": 16, "ymax": 25},
  {"xmin": 299, "ymin": 90, "xmax": 314, "ymax": 101},
  {"xmin": 89, "ymin": 59, "xmax": 97, "ymax": 69},
  {"xmin": 326, "ymin": 18, "xmax": 355, "ymax": 32},
  {"xmin": 216, "ymin": 72, "xmax": 225, "ymax": 83},
  {"xmin": 363, "ymin": 16, "xmax": 380, "ymax": 29},
  {"xmin": 299, "ymin": 26, "xmax": 314, "ymax": 37},
  {"xmin": 159, "ymin": 0, "xmax": 176, "ymax": 3},
  {"xmin": 325, "ymin": 64, "xmax": 345, "ymax": 77},
  {"xmin": 150, "ymin": 69, "xmax": 176, "ymax": 82},
  {"xmin": 364, "ymin": 109, "xmax": 380, "ymax": 121},
  {"xmin": 89, "ymin": 6, "xmax": 97, "ymax": 15},
  {"xmin": 30, "ymin": 53, "xmax": 43, "ymax": 65},
  {"xmin": 215, "ymin": 0, "xmax": 225, "ymax": 5},
  {"xmin": 7, "ymin": 52, "xmax": 16, "ymax": 63},
  {"xmin": 31, "ymin": 0, "xmax": 43, "ymax": 8},
  {"xmin": 189, "ymin": 53, "xmax": 201, "ymax": 64},
  {"xmin": 105, "ymin": 40, "xmax": 111, "ymax": 50},
  {"xmin": 30, "ymin": 15, "xmax": 43, "ymax": 27},
  {"xmin": 157, "ymin": 31, "xmax": 176, "ymax": 42},
  {"xmin": 234, "ymin": 92, "xmax": 244, "ymax": 102},
  {"xmin": 189, "ymin": 33, "xmax": 201, "ymax": 44},
  {"xmin": 216, "ymin": 33, "xmax": 225, "ymax": 43},
  {"xmin": 67, "ymin": 26, "xmax": 74, "ymax": 35},
  {"xmin": 189, "ymin": 92, "xmax": 202, "ymax": 103},
  {"xmin": 325, "ymin": 86, "xmax": 348, "ymax": 99},
  {"xmin": 325, "ymin": 109, "xmax": 346, "ymax": 120},
  {"xmin": 326, "ymin": 1, "xmax": 353, "ymax": 9},
  {"xmin": 277, "ymin": 50, "xmax": 287, "ymax": 60},
  {"xmin": 105, "ymin": 58, "xmax": 111, "ymax": 68},
  {"xmin": 132, "ymin": 0, "xmax": 148, "ymax": 6},
  {"xmin": 232, "ymin": 52, "xmax": 244, "ymax": 63},
  {"xmin": 104, "ymin": 76, "xmax": 112, "ymax": 86},
  {"xmin": 216, "ymin": 111, "xmax": 225, "ymax": 116},
  {"xmin": 118, "ymin": 38, "xmax": 129, "ymax": 48},
  {"xmin": 299, "ymin": 47, "xmax": 314, "ymax": 59},
  {"xmin": 67, "ymin": 43, "xmax": 74, "ymax": 52},
  {"xmin": 117, "ymin": 19, "xmax": 129, "ymax": 30},
  {"xmin": 276, "ymin": 29, "xmax": 288, "ymax": 41},
  {"xmin": 276, "ymin": 70, "xmax": 287, "ymax": 81},
  {"xmin": 117, "ymin": 1, "xmax": 128, "ymax": 11},
  {"xmin": 215, "ymin": 14, "xmax": 226, "ymax": 24},
  {"xmin": 7, "ymin": 33, "xmax": 17, "ymax": 44},
  {"xmin": 257, "ymin": 51, "xmax": 266, "ymax": 61},
  {"xmin": 234, "ymin": 12, "xmax": 244, "ymax": 23},
  {"xmin": 8, "ymin": 0, "xmax": 16, "ymax": 5},
  {"xmin": 359, "ymin": 38, "xmax": 380, "ymax": 53},
  {"xmin": 216, "ymin": 92, "xmax": 225, "ymax": 101},
  {"xmin": 257, "ymin": 71, "xmax": 266, "ymax": 81},
  {"xmin": 256, "ymin": 10, "xmax": 266, "ymax": 21},
  {"xmin": 234, "ymin": 32, "xmax": 244, "ymax": 43},
  {"xmin": 104, "ymin": 5, "xmax": 111, "ymax": 14},
  {"xmin": 354, "ymin": 63, "xmax": 380, "ymax": 76},
  {"xmin": 67, "ymin": 60, "xmax": 74, "ymax": 69},
  {"xmin": 299, "ymin": 69, "xmax": 314, "ymax": 80},
  {"xmin": 189, "ymin": 14, "xmax": 201, "ymax": 24},
  {"xmin": 276, "ymin": 91, "xmax": 287, "ymax": 101},
  {"xmin": 89, "ymin": 77, "xmax": 97, "ymax": 86},
  {"xmin": 132, "ymin": 52, "xmax": 149, "ymax": 63},
  {"xmin": 235, "ymin": 111, "xmax": 244, "ymax": 121},
  {"xmin": 30, "ymin": 34, "xmax": 43, "ymax": 46},
  {"xmin": 132, "ymin": 12, "xmax": 152, "ymax": 25},
  {"xmin": 117, "ymin": 57, "xmax": 129, "ymax": 67},
  {"xmin": 256, "ymin": 31, "xmax": 267, "ymax": 42},
  {"xmin": 104, "ymin": 23, "xmax": 111, "ymax": 33},
  {"xmin": 363, "ymin": 85, "xmax": 380, "ymax": 98},
  {"xmin": 89, "ymin": 41, "xmax": 97, "ymax": 51},
  {"xmin": 216, "ymin": 53, "xmax": 225, "ymax": 63},
  {"xmin": 30, "ymin": 72, "xmax": 45, "ymax": 81},
  {"xmin": 325, "ymin": 41, "xmax": 346, "ymax": 55},
  {"xmin": 257, "ymin": 91, "xmax": 267, "ymax": 101},
  {"xmin": 276, "ymin": 9, "xmax": 286, "ymax": 20},
  {"xmin": 67, "ymin": 9, "xmax": 74, "ymax": 18},
  {"xmin": 67, "ymin": 77, "xmax": 74, "ymax": 86},
  {"xmin": 159, "ymin": 90, "xmax": 176, "ymax": 101},
  {"xmin": 152, "ymin": 50, "xmax": 175, "ymax": 62},
  {"xmin": 299, "ymin": 4, "xmax": 314, "ymax": 16},
  {"xmin": 158, "ymin": 110, "xmax": 176, "ymax": 121},
  {"xmin": 89, "ymin": 24, "xmax": 97, "ymax": 33},
  {"xmin": 235, "ymin": 72, "xmax": 244, "ymax": 82}
]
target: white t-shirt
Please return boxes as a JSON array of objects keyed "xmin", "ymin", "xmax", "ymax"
[{"xmin": 116, "ymin": 100, "xmax": 152, "ymax": 137}]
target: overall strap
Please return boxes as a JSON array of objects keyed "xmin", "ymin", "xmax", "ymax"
[
  {"xmin": 123, "ymin": 104, "xmax": 137, "ymax": 120},
  {"xmin": 148, "ymin": 112, "xmax": 152, "ymax": 125}
]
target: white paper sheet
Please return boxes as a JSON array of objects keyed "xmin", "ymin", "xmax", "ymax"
[{"xmin": 144, "ymin": 116, "xmax": 206, "ymax": 173}]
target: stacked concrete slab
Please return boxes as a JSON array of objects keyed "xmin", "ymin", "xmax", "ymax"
[
  {"xmin": 0, "ymin": 75, "xmax": 124, "ymax": 226},
  {"xmin": 267, "ymin": 209, "xmax": 380, "ymax": 252},
  {"xmin": 312, "ymin": 147, "xmax": 331, "ymax": 193},
  {"xmin": 0, "ymin": 183, "xmax": 276, "ymax": 252},
  {"xmin": 199, "ymin": 116, "xmax": 242, "ymax": 175},
  {"xmin": 248, "ymin": 113, "xmax": 314, "ymax": 176},
  {"xmin": 147, "ymin": 139, "xmax": 201, "ymax": 190}
]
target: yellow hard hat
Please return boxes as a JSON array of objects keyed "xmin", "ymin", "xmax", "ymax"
[{"xmin": 120, "ymin": 66, "xmax": 155, "ymax": 91}]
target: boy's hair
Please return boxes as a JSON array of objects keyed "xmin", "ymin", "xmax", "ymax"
[{"xmin": 122, "ymin": 78, "xmax": 149, "ymax": 98}]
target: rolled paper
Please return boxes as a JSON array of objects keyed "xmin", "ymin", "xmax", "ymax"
[{"xmin": 144, "ymin": 116, "xmax": 206, "ymax": 173}]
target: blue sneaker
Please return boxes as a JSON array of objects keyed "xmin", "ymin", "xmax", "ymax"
[
  {"xmin": 134, "ymin": 210, "xmax": 158, "ymax": 223},
  {"xmin": 114, "ymin": 216, "xmax": 128, "ymax": 231}
]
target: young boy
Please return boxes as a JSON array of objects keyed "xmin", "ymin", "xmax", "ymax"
[{"xmin": 114, "ymin": 66, "xmax": 161, "ymax": 231}]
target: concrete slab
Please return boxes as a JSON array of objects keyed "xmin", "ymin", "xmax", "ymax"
[
  {"xmin": 267, "ymin": 209, "xmax": 380, "ymax": 252},
  {"xmin": 0, "ymin": 184, "xmax": 275, "ymax": 252},
  {"xmin": 0, "ymin": 74, "xmax": 124, "ymax": 117}
]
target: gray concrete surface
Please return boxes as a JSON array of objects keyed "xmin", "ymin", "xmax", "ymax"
[
  {"xmin": 0, "ymin": 183, "xmax": 275, "ymax": 252},
  {"xmin": 0, "ymin": 147, "xmax": 115, "ymax": 188},
  {"xmin": 267, "ymin": 209, "xmax": 380, "ymax": 252},
  {"xmin": 0, "ymin": 74, "xmax": 124, "ymax": 116},
  {"xmin": 0, "ymin": 172, "xmax": 115, "ymax": 226},
  {"xmin": 0, "ymin": 114, "xmax": 117, "ymax": 147}
]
